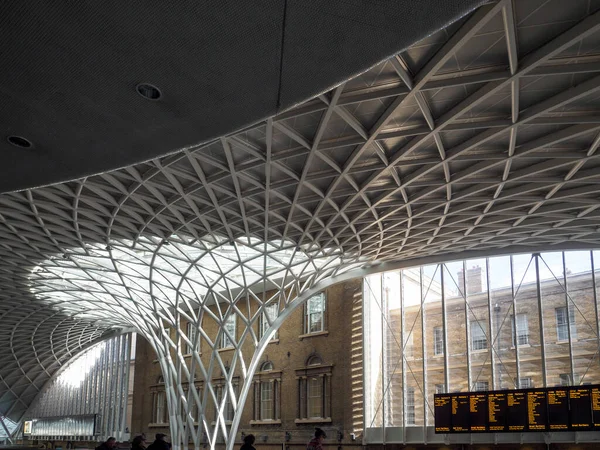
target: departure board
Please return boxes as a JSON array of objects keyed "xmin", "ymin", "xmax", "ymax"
[
  {"xmin": 527, "ymin": 390, "xmax": 547, "ymax": 430},
  {"xmin": 434, "ymin": 385, "xmax": 600, "ymax": 434},
  {"xmin": 506, "ymin": 391, "xmax": 527, "ymax": 431},
  {"xmin": 488, "ymin": 392, "xmax": 507, "ymax": 432},
  {"xmin": 434, "ymin": 395, "xmax": 452, "ymax": 433},
  {"xmin": 451, "ymin": 394, "xmax": 470, "ymax": 432},
  {"xmin": 469, "ymin": 393, "xmax": 487, "ymax": 432},
  {"xmin": 569, "ymin": 387, "xmax": 592, "ymax": 430},
  {"xmin": 592, "ymin": 387, "xmax": 600, "ymax": 430},
  {"xmin": 547, "ymin": 388, "xmax": 569, "ymax": 431}
]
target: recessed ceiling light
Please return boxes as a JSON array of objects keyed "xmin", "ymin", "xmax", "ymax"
[
  {"xmin": 7, "ymin": 135, "xmax": 33, "ymax": 148},
  {"xmin": 136, "ymin": 83, "xmax": 162, "ymax": 100}
]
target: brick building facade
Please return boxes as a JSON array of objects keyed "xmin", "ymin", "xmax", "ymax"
[{"xmin": 131, "ymin": 279, "xmax": 364, "ymax": 450}]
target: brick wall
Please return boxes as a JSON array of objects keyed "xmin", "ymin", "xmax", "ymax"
[{"xmin": 131, "ymin": 279, "xmax": 363, "ymax": 449}]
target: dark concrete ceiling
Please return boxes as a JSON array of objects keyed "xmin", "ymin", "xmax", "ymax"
[{"xmin": 0, "ymin": 0, "xmax": 483, "ymax": 193}]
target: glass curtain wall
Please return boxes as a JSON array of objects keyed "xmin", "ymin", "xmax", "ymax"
[
  {"xmin": 25, "ymin": 334, "xmax": 133, "ymax": 441},
  {"xmin": 0, "ymin": 416, "xmax": 18, "ymax": 444},
  {"xmin": 364, "ymin": 251, "xmax": 600, "ymax": 443}
]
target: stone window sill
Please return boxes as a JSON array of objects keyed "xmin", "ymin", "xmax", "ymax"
[
  {"xmin": 148, "ymin": 423, "xmax": 169, "ymax": 428},
  {"xmin": 511, "ymin": 344, "xmax": 531, "ymax": 349},
  {"xmin": 250, "ymin": 419, "xmax": 282, "ymax": 425},
  {"xmin": 268, "ymin": 339, "xmax": 280, "ymax": 345},
  {"xmin": 299, "ymin": 331, "xmax": 329, "ymax": 340},
  {"xmin": 294, "ymin": 418, "xmax": 332, "ymax": 424},
  {"xmin": 218, "ymin": 347, "xmax": 235, "ymax": 353}
]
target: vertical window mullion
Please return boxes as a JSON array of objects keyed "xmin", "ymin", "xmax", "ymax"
[
  {"xmin": 302, "ymin": 377, "xmax": 307, "ymax": 418},
  {"xmin": 296, "ymin": 378, "xmax": 302, "ymax": 419},
  {"xmin": 256, "ymin": 381, "xmax": 260, "ymax": 421},
  {"xmin": 152, "ymin": 392, "xmax": 156, "ymax": 423},
  {"xmin": 322, "ymin": 375, "xmax": 326, "ymax": 418},
  {"xmin": 273, "ymin": 379, "xmax": 277, "ymax": 420}
]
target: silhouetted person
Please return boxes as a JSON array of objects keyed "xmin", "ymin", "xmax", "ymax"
[
  {"xmin": 96, "ymin": 438, "xmax": 117, "ymax": 450},
  {"xmin": 306, "ymin": 428, "xmax": 326, "ymax": 450},
  {"xmin": 240, "ymin": 434, "xmax": 256, "ymax": 450},
  {"xmin": 147, "ymin": 434, "xmax": 170, "ymax": 450},
  {"xmin": 132, "ymin": 435, "xmax": 147, "ymax": 450}
]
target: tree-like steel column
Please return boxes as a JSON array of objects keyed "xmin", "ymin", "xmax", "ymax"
[{"xmin": 67, "ymin": 235, "xmax": 363, "ymax": 450}]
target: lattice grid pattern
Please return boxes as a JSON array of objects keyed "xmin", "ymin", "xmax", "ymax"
[{"xmin": 1, "ymin": 1, "xmax": 600, "ymax": 449}]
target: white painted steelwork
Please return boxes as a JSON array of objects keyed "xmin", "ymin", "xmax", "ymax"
[{"xmin": 1, "ymin": 1, "xmax": 600, "ymax": 449}]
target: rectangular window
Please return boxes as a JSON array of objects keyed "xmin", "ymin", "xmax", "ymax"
[
  {"xmin": 260, "ymin": 381, "xmax": 273, "ymax": 420},
  {"xmin": 511, "ymin": 313, "xmax": 529, "ymax": 346},
  {"xmin": 261, "ymin": 303, "xmax": 279, "ymax": 340},
  {"xmin": 433, "ymin": 326, "xmax": 444, "ymax": 355},
  {"xmin": 470, "ymin": 321, "xmax": 488, "ymax": 350},
  {"xmin": 555, "ymin": 305, "xmax": 577, "ymax": 341},
  {"xmin": 216, "ymin": 386, "xmax": 222, "ymax": 420},
  {"xmin": 226, "ymin": 387, "xmax": 234, "ymax": 421},
  {"xmin": 307, "ymin": 377, "xmax": 323, "ymax": 418},
  {"xmin": 473, "ymin": 381, "xmax": 489, "ymax": 391},
  {"xmin": 559, "ymin": 373, "xmax": 580, "ymax": 386},
  {"xmin": 190, "ymin": 389, "xmax": 199, "ymax": 422},
  {"xmin": 519, "ymin": 377, "xmax": 533, "ymax": 389},
  {"xmin": 155, "ymin": 391, "xmax": 166, "ymax": 423},
  {"xmin": 305, "ymin": 293, "xmax": 326, "ymax": 334},
  {"xmin": 216, "ymin": 385, "xmax": 235, "ymax": 421},
  {"xmin": 186, "ymin": 322, "xmax": 198, "ymax": 354},
  {"xmin": 406, "ymin": 387, "xmax": 415, "ymax": 425},
  {"xmin": 220, "ymin": 314, "xmax": 236, "ymax": 349}
]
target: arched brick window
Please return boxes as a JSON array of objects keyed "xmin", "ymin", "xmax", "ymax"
[
  {"xmin": 152, "ymin": 376, "xmax": 168, "ymax": 424},
  {"xmin": 295, "ymin": 354, "xmax": 332, "ymax": 423},
  {"xmin": 251, "ymin": 360, "xmax": 282, "ymax": 424}
]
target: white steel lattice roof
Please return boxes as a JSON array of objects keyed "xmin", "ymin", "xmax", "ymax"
[{"xmin": 1, "ymin": 0, "xmax": 600, "ymax": 429}]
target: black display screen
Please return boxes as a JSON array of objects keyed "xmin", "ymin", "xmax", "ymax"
[
  {"xmin": 434, "ymin": 384, "xmax": 600, "ymax": 434},
  {"xmin": 547, "ymin": 388, "xmax": 569, "ymax": 431},
  {"xmin": 592, "ymin": 387, "xmax": 600, "ymax": 430},
  {"xmin": 527, "ymin": 390, "xmax": 547, "ymax": 431},
  {"xmin": 487, "ymin": 392, "xmax": 507, "ymax": 432},
  {"xmin": 469, "ymin": 393, "xmax": 487, "ymax": 432},
  {"xmin": 451, "ymin": 394, "xmax": 470, "ymax": 432},
  {"xmin": 434, "ymin": 395, "xmax": 452, "ymax": 433},
  {"xmin": 506, "ymin": 391, "xmax": 527, "ymax": 432},
  {"xmin": 569, "ymin": 387, "xmax": 592, "ymax": 430}
]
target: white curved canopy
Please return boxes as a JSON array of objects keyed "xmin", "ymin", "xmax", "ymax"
[{"xmin": 1, "ymin": 0, "xmax": 600, "ymax": 434}]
